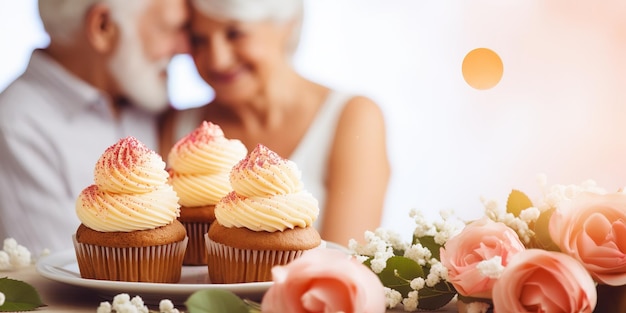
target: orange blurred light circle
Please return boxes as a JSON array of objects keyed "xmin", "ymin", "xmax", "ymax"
[{"xmin": 462, "ymin": 48, "xmax": 504, "ymax": 90}]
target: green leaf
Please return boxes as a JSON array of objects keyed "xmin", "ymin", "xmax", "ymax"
[
  {"xmin": 0, "ymin": 277, "xmax": 45, "ymax": 312},
  {"xmin": 506, "ymin": 189, "xmax": 533, "ymax": 217},
  {"xmin": 417, "ymin": 280, "xmax": 457, "ymax": 310},
  {"xmin": 185, "ymin": 289, "xmax": 251, "ymax": 313},
  {"xmin": 529, "ymin": 207, "xmax": 560, "ymax": 251},
  {"xmin": 372, "ymin": 256, "xmax": 424, "ymax": 298}
]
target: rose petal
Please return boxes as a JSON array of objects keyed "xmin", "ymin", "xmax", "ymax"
[
  {"xmin": 611, "ymin": 220, "xmax": 626, "ymax": 252},
  {"xmin": 301, "ymin": 279, "xmax": 354, "ymax": 312},
  {"xmin": 521, "ymin": 270, "xmax": 567, "ymax": 312},
  {"xmin": 519, "ymin": 282, "xmax": 564, "ymax": 312},
  {"xmin": 492, "ymin": 249, "xmax": 596, "ymax": 313},
  {"xmin": 441, "ymin": 218, "xmax": 525, "ymax": 298},
  {"xmin": 261, "ymin": 248, "xmax": 385, "ymax": 313},
  {"xmin": 584, "ymin": 213, "xmax": 612, "ymax": 245},
  {"xmin": 551, "ymin": 193, "xmax": 626, "ymax": 285}
]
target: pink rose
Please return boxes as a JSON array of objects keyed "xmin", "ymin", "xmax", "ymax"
[
  {"xmin": 492, "ymin": 249, "xmax": 597, "ymax": 313},
  {"xmin": 549, "ymin": 192, "xmax": 626, "ymax": 285},
  {"xmin": 440, "ymin": 218, "xmax": 525, "ymax": 298},
  {"xmin": 261, "ymin": 248, "xmax": 386, "ymax": 313}
]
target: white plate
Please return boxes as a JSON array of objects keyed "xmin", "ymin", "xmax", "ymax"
[
  {"xmin": 36, "ymin": 249, "xmax": 272, "ymax": 305},
  {"xmin": 36, "ymin": 242, "xmax": 349, "ymax": 305}
]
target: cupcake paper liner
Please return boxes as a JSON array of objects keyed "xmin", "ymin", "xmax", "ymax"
[
  {"xmin": 205, "ymin": 233, "xmax": 307, "ymax": 284},
  {"xmin": 73, "ymin": 235, "xmax": 188, "ymax": 283},
  {"xmin": 182, "ymin": 222, "xmax": 211, "ymax": 265}
]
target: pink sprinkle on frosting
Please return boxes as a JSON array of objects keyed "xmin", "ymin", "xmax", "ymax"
[
  {"xmin": 235, "ymin": 144, "xmax": 285, "ymax": 171},
  {"xmin": 172, "ymin": 121, "xmax": 224, "ymax": 151},
  {"xmin": 97, "ymin": 136, "xmax": 154, "ymax": 171}
]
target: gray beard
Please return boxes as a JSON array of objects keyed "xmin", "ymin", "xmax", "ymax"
[{"xmin": 107, "ymin": 30, "xmax": 170, "ymax": 114}]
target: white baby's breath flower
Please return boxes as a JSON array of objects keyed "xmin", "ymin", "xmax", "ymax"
[
  {"xmin": 130, "ymin": 296, "xmax": 144, "ymax": 307},
  {"xmin": 481, "ymin": 197, "xmax": 499, "ymax": 212},
  {"xmin": 112, "ymin": 293, "xmax": 131, "ymax": 309},
  {"xmin": 370, "ymin": 258, "xmax": 387, "ymax": 274},
  {"xmin": 0, "ymin": 291, "xmax": 5, "ymax": 306},
  {"xmin": 353, "ymin": 254, "xmax": 369, "ymax": 264},
  {"xmin": 130, "ymin": 296, "xmax": 148, "ymax": 313},
  {"xmin": 439, "ymin": 209, "xmax": 455, "ymax": 220},
  {"xmin": 466, "ymin": 301, "xmax": 491, "ymax": 313},
  {"xmin": 350, "ymin": 230, "xmax": 389, "ymax": 257},
  {"xmin": 350, "ymin": 229, "xmax": 396, "ymax": 273},
  {"xmin": 9, "ymin": 245, "xmax": 31, "ymax": 269},
  {"xmin": 519, "ymin": 207, "xmax": 540, "ymax": 223},
  {"xmin": 507, "ymin": 217, "xmax": 525, "ymax": 231},
  {"xmin": 404, "ymin": 244, "xmax": 431, "ymax": 266},
  {"xmin": 476, "ymin": 256, "xmax": 504, "ymax": 279},
  {"xmin": 433, "ymin": 219, "xmax": 464, "ymax": 245},
  {"xmin": 425, "ymin": 272, "xmax": 442, "ymax": 287},
  {"xmin": 411, "ymin": 210, "xmax": 437, "ymax": 238},
  {"xmin": 0, "ymin": 251, "xmax": 10, "ymax": 270},
  {"xmin": 410, "ymin": 277, "xmax": 425, "ymax": 290},
  {"xmin": 0, "ymin": 238, "xmax": 32, "ymax": 270},
  {"xmin": 538, "ymin": 179, "xmax": 607, "ymax": 212},
  {"xmin": 430, "ymin": 261, "xmax": 445, "ymax": 275},
  {"xmin": 97, "ymin": 302, "xmax": 112, "ymax": 313},
  {"xmin": 402, "ymin": 290, "xmax": 419, "ymax": 311},
  {"xmin": 159, "ymin": 299, "xmax": 179, "ymax": 313},
  {"xmin": 482, "ymin": 203, "xmax": 535, "ymax": 245},
  {"xmin": 347, "ymin": 239, "xmax": 359, "ymax": 253},
  {"xmin": 426, "ymin": 262, "xmax": 448, "ymax": 285},
  {"xmin": 3, "ymin": 238, "xmax": 18, "ymax": 253},
  {"xmin": 115, "ymin": 303, "xmax": 138, "ymax": 313},
  {"xmin": 384, "ymin": 287, "xmax": 403, "ymax": 309},
  {"xmin": 374, "ymin": 228, "xmax": 408, "ymax": 251},
  {"xmin": 159, "ymin": 299, "xmax": 174, "ymax": 311}
]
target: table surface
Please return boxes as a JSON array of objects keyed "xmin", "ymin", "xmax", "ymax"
[{"xmin": 5, "ymin": 265, "xmax": 458, "ymax": 312}]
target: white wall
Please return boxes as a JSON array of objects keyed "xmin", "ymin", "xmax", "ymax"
[
  {"xmin": 2, "ymin": 1, "xmax": 626, "ymax": 240},
  {"xmin": 0, "ymin": 0, "xmax": 49, "ymax": 91}
]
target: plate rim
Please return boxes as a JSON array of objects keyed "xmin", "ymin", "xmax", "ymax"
[{"xmin": 35, "ymin": 249, "xmax": 273, "ymax": 296}]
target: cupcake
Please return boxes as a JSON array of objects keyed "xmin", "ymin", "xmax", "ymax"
[
  {"xmin": 168, "ymin": 121, "xmax": 247, "ymax": 265},
  {"xmin": 73, "ymin": 136, "xmax": 187, "ymax": 283},
  {"xmin": 206, "ymin": 144, "xmax": 321, "ymax": 283}
]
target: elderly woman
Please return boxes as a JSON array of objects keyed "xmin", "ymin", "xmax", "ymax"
[{"xmin": 160, "ymin": 0, "xmax": 390, "ymax": 246}]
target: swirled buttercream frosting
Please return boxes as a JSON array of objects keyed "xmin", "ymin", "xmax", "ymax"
[
  {"xmin": 215, "ymin": 144, "xmax": 319, "ymax": 232},
  {"xmin": 76, "ymin": 136, "xmax": 180, "ymax": 232},
  {"xmin": 168, "ymin": 121, "xmax": 248, "ymax": 207}
]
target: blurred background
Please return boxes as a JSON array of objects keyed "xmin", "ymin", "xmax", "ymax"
[{"xmin": 2, "ymin": 0, "xmax": 626, "ymax": 239}]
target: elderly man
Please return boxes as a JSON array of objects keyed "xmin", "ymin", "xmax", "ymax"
[{"xmin": 0, "ymin": 0, "xmax": 189, "ymax": 253}]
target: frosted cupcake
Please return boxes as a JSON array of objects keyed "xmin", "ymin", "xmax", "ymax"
[
  {"xmin": 168, "ymin": 121, "xmax": 247, "ymax": 265},
  {"xmin": 206, "ymin": 144, "xmax": 321, "ymax": 283},
  {"xmin": 73, "ymin": 136, "xmax": 187, "ymax": 283}
]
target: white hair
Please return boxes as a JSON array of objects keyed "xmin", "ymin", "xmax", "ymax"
[
  {"xmin": 38, "ymin": 0, "xmax": 149, "ymax": 46},
  {"xmin": 191, "ymin": 0, "xmax": 304, "ymax": 54},
  {"xmin": 191, "ymin": 0, "xmax": 302, "ymax": 22}
]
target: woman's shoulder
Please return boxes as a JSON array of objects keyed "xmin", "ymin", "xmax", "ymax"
[
  {"xmin": 322, "ymin": 88, "xmax": 380, "ymax": 109},
  {"xmin": 335, "ymin": 93, "xmax": 385, "ymax": 125},
  {"xmin": 321, "ymin": 90, "xmax": 381, "ymax": 115},
  {"xmin": 344, "ymin": 94, "xmax": 379, "ymax": 108}
]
